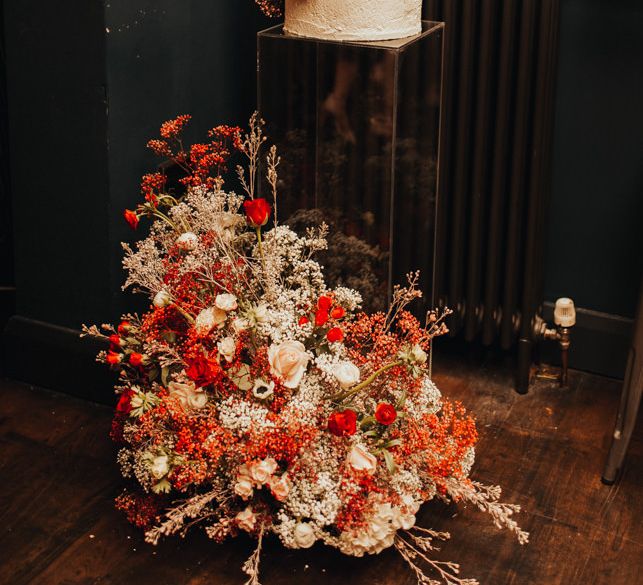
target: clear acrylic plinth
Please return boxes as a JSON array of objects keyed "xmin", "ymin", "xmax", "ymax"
[{"xmin": 258, "ymin": 21, "xmax": 444, "ymax": 313}]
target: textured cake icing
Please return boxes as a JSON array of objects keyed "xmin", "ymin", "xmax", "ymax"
[{"xmin": 284, "ymin": 0, "xmax": 422, "ymax": 41}]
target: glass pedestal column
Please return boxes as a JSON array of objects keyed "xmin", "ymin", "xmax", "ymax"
[{"xmin": 258, "ymin": 21, "xmax": 444, "ymax": 314}]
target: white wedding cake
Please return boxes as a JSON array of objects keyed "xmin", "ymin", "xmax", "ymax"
[{"xmin": 284, "ymin": 0, "xmax": 422, "ymax": 42}]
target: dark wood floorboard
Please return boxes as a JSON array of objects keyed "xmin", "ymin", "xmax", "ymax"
[{"xmin": 1, "ymin": 356, "xmax": 641, "ymax": 585}]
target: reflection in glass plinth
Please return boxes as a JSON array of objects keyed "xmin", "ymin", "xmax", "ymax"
[{"xmin": 258, "ymin": 22, "xmax": 443, "ymax": 314}]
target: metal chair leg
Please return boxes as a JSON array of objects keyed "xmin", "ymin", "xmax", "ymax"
[{"xmin": 602, "ymin": 280, "xmax": 643, "ymax": 485}]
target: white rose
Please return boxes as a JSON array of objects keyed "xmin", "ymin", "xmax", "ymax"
[
  {"xmin": 176, "ymin": 232, "xmax": 198, "ymax": 251},
  {"xmin": 293, "ymin": 522, "xmax": 316, "ymax": 549},
  {"xmin": 253, "ymin": 303, "xmax": 270, "ymax": 323},
  {"xmin": 234, "ymin": 476, "xmax": 254, "ymax": 500},
  {"xmin": 411, "ymin": 344, "xmax": 427, "ymax": 365},
  {"xmin": 333, "ymin": 361, "xmax": 361, "ymax": 389},
  {"xmin": 267, "ymin": 340, "xmax": 309, "ymax": 389},
  {"xmin": 235, "ymin": 507, "xmax": 256, "ymax": 532},
  {"xmin": 195, "ymin": 306, "xmax": 226, "ymax": 335},
  {"xmin": 150, "ymin": 454, "xmax": 169, "ymax": 479},
  {"xmin": 215, "ymin": 293, "xmax": 238, "ymax": 312},
  {"xmin": 232, "ymin": 317, "xmax": 250, "ymax": 334},
  {"xmin": 168, "ymin": 380, "xmax": 208, "ymax": 410},
  {"xmin": 268, "ymin": 474, "xmax": 290, "ymax": 501},
  {"xmin": 252, "ymin": 378, "xmax": 275, "ymax": 400},
  {"xmin": 217, "ymin": 336, "xmax": 236, "ymax": 362},
  {"xmin": 348, "ymin": 444, "xmax": 377, "ymax": 474},
  {"xmin": 153, "ymin": 290, "xmax": 172, "ymax": 308},
  {"xmin": 249, "ymin": 457, "xmax": 278, "ymax": 485}
]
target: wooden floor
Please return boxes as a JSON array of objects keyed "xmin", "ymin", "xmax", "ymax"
[{"xmin": 1, "ymin": 356, "xmax": 642, "ymax": 585}]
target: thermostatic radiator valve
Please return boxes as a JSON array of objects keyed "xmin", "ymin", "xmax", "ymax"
[{"xmin": 534, "ymin": 298, "xmax": 576, "ymax": 387}]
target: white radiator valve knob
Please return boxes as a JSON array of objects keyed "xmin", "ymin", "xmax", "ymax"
[{"xmin": 554, "ymin": 297, "xmax": 576, "ymax": 328}]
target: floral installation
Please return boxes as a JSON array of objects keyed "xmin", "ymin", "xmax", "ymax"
[{"xmin": 84, "ymin": 113, "xmax": 528, "ymax": 585}]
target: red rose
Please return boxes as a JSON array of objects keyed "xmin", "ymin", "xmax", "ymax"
[
  {"xmin": 124, "ymin": 209, "xmax": 139, "ymax": 230},
  {"xmin": 129, "ymin": 352, "xmax": 143, "ymax": 367},
  {"xmin": 186, "ymin": 354, "xmax": 221, "ymax": 388},
  {"xmin": 243, "ymin": 198, "xmax": 271, "ymax": 227},
  {"xmin": 298, "ymin": 315, "xmax": 309, "ymax": 326},
  {"xmin": 326, "ymin": 327, "xmax": 343, "ymax": 343},
  {"xmin": 330, "ymin": 306, "xmax": 345, "ymax": 319},
  {"xmin": 117, "ymin": 320, "xmax": 131, "ymax": 335},
  {"xmin": 375, "ymin": 402, "xmax": 397, "ymax": 426},
  {"xmin": 106, "ymin": 350, "xmax": 122, "ymax": 365},
  {"xmin": 315, "ymin": 309, "xmax": 329, "ymax": 327},
  {"xmin": 318, "ymin": 296, "xmax": 333, "ymax": 311},
  {"xmin": 116, "ymin": 389, "xmax": 134, "ymax": 414},
  {"xmin": 328, "ymin": 409, "xmax": 357, "ymax": 437}
]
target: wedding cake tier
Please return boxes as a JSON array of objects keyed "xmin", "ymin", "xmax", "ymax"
[{"xmin": 284, "ymin": 0, "xmax": 422, "ymax": 41}]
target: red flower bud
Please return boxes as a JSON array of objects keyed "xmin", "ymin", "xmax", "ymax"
[
  {"xmin": 243, "ymin": 198, "xmax": 271, "ymax": 228},
  {"xmin": 129, "ymin": 352, "xmax": 143, "ymax": 367},
  {"xmin": 328, "ymin": 409, "xmax": 357, "ymax": 437},
  {"xmin": 330, "ymin": 306, "xmax": 345, "ymax": 319},
  {"xmin": 115, "ymin": 389, "xmax": 134, "ymax": 415},
  {"xmin": 315, "ymin": 309, "xmax": 329, "ymax": 327},
  {"xmin": 317, "ymin": 295, "xmax": 332, "ymax": 311},
  {"xmin": 124, "ymin": 209, "xmax": 139, "ymax": 230},
  {"xmin": 117, "ymin": 321, "xmax": 131, "ymax": 335},
  {"xmin": 375, "ymin": 402, "xmax": 397, "ymax": 426},
  {"xmin": 298, "ymin": 315, "xmax": 310, "ymax": 326},
  {"xmin": 326, "ymin": 327, "xmax": 343, "ymax": 343},
  {"xmin": 106, "ymin": 350, "xmax": 122, "ymax": 365},
  {"xmin": 109, "ymin": 334, "xmax": 121, "ymax": 347}
]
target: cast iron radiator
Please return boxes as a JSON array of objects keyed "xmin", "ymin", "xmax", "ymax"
[{"xmin": 425, "ymin": 0, "xmax": 561, "ymax": 392}]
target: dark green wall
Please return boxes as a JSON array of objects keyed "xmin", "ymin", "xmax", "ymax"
[{"xmin": 545, "ymin": 0, "xmax": 643, "ymax": 319}]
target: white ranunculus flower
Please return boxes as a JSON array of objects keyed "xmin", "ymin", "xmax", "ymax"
[
  {"xmin": 150, "ymin": 454, "xmax": 169, "ymax": 479},
  {"xmin": 217, "ymin": 336, "xmax": 236, "ymax": 362},
  {"xmin": 249, "ymin": 457, "xmax": 278, "ymax": 485},
  {"xmin": 215, "ymin": 293, "xmax": 238, "ymax": 312},
  {"xmin": 153, "ymin": 290, "xmax": 172, "ymax": 308},
  {"xmin": 268, "ymin": 474, "xmax": 290, "ymax": 501},
  {"xmin": 267, "ymin": 340, "xmax": 309, "ymax": 389},
  {"xmin": 333, "ymin": 361, "xmax": 361, "ymax": 389},
  {"xmin": 252, "ymin": 378, "xmax": 275, "ymax": 400},
  {"xmin": 348, "ymin": 444, "xmax": 378, "ymax": 474},
  {"xmin": 176, "ymin": 231, "xmax": 198, "ymax": 251},
  {"xmin": 293, "ymin": 522, "xmax": 316, "ymax": 549},
  {"xmin": 234, "ymin": 476, "xmax": 254, "ymax": 500},
  {"xmin": 411, "ymin": 344, "xmax": 427, "ymax": 365},
  {"xmin": 195, "ymin": 306, "xmax": 226, "ymax": 335},
  {"xmin": 232, "ymin": 317, "xmax": 250, "ymax": 334},
  {"xmin": 168, "ymin": 380, "xmax": 207, "ymax": 410},
  {"xmin": 235, "ymin": 506, "xmax": 256, "ymax": 532},
  {"xmin": 253, "ymin": 303, "xmax": 270, "ymax": 323}
]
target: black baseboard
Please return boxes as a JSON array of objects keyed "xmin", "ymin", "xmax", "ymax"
[
  {"xmin": 539, "ymin": 302, "xmax": 632, "ymax": 379},
  {"xmin": 2, "ymin": 315, "xmax": 115, "ymax": 405}
]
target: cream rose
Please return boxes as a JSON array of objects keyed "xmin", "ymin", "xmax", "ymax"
[
  {"xmin": 195, "ymin": 306, "xmax": 226, "ymax": 335},
  {"xmin": 267, "ymin": 340, "xmax": 309, "ymax": 389},
  {"xmin": 268, "ymin": 474, "xmax": 290, "ymax": 501},
  {"xmin": 249, "ymin": 457, "xmax": 278, "ymax": 485},
  {"xmin": 150, "ymin": 454, "xmax": 169, "ymax": 479},
  {"xmin": 168, "ymin": 380, "xmax": 207, "ymax": 410},
  {"xmin": 176, "ymin": 231, "xmax": 198, "ymax": 251},
  {"xmin": 215, "ymin": 293, "xmax": 238, "ymax": 312},
  {"xmin": 234, "ymin": 476, "xmax": 254, "ymax": 500},
  {"xmin": 293, "ymin": 522, "xmax": 316, "ymax": 548},
  {"xmin": 153, "ymin": 290, "xmax": 172, "ymax": 308},
  {"xmin": 232, "ymin": 317, "xmax": 250, "ymax": 334},
  {"xmin": 236, "ymin": 507, "xmax": 256, "ymax": 532},
  {"xmin": 217, "ymin": 336, "xmax": 236, "ymax": 362},
  {"xmin": 348, "ymin": 444, "xmax": 377, "ymax": 474},
  {"xmin": 333, "ymin": 361, "xmax": 361, "ymax": 389},
  {"xmin": 253, "ymin": 303, "xmax": 270, "ymax": 323}
]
